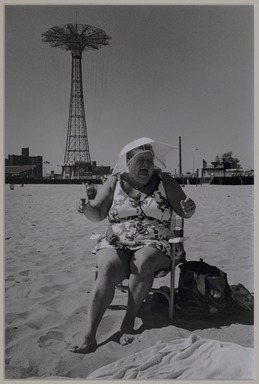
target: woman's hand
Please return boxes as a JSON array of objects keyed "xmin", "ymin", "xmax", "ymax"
[
  {"xmin": 75, "ymin": 175, "xmax": 117, "ymax": 222},
  {"xmin": 76, "ymin": 198, "xmax": 89, "ymax": 214},
  {"xmin": 180, "ymin": 197, "xmax": 196, "ymax": 217}
]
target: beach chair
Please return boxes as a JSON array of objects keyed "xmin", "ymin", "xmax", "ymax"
[{"xmin": 90, "ymin": 212, "xmax": 186, "ymax": 321}]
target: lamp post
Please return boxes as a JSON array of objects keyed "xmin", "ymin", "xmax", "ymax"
[{"xmin": 192, "ymin": 148, "xmax": 198, "ymax": 176}]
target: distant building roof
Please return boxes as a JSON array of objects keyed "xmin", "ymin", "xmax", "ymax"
[{"xmin": 5, "ymin": 165, "xmax": 35, "ymax": 174}]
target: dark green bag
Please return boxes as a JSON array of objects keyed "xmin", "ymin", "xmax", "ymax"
[{"xmin": 177, "ymin": 259, "xmax": 233, "ymax": 317}]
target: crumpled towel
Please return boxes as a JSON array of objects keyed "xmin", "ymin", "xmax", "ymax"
[{"xmin": 87, "ymin": 334, "xmax": 254, "ymax": 380}]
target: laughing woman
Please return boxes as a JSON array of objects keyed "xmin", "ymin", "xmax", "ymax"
[{"xmin": 70, "ymin": 138, "xmax": 196, "ymax": 353}]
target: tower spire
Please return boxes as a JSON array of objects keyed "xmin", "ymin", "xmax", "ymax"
[
  {"xmin": 64, "ymin": 49, "xmax": 90, "ymax": 165},
  {"xmin": 42, "ymin": 23, "xmax": 111, "ymax": 178}
]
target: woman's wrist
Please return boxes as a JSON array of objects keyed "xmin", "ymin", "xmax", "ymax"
[
  {"xmin": 82, "ymin": 201, "xmax": 102, "ymax": 222},
  {"xmin": 83, "ymin": 200, "xmax": 91, "ymax": 213}
]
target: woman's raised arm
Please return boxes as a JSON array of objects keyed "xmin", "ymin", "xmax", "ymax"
[
  {"xmin": 77, "ymin": 175, "xmax": 117, "ymax": 222},
  {"xmin": 161, "ymin": 172, "xmax": 196, "ymax": 218}
]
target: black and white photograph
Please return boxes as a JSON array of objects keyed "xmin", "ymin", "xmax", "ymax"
[{"xmin": 4, "ymin": 2, "xmax": 254, "ymax": 380}]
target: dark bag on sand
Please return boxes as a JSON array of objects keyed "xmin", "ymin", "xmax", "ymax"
[{"xmin": 176, "ymin": 259, "xmax": 232, "ymax": 317}]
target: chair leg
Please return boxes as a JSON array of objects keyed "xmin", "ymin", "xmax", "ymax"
[{"xmin": 169, "ymin": 244, "xmax": 176, "ymax": 320}]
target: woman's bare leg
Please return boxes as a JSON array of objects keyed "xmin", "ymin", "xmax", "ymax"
[
  {"xmin": 70, "ymin": 247, "xmax": 130, "ymax": 353},
  {"xmin": 120, "ymin": 247, "xmax": 171, "ymax": 345}
]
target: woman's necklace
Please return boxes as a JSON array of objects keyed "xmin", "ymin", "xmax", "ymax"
[
  {"xmin": 128, "ymin": 175, "xmax": 146, "ymax": 192},
  {"xmin": 124, "ymin": 173, "xmax": 159, "ymax": 196},
  {"xmin": 120, "ymin": 173, "xmax": 160, "ymax": 218}
]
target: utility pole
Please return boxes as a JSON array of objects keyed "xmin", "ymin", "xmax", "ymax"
[{"xmin": 179, "ymin": 136, "xmax": 182, "ymax": 176}]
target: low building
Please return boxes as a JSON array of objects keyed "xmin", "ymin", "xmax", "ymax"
[
  {"xmin": 62, "ymin": 160, "xmax": 111, "ymax": 179},
  {"xmin": 5, "ymin": 148, "xmax": 43, "ymax": 178}
]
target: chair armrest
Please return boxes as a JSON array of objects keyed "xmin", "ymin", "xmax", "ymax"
[
  {"xmin": 90, "ymin": 234, "xmax": 188, "ymax": 243},
  {"xmin": 168, "ymin": 237, "xmax": 188, "ymax": 244},
  {"xmin": 90, "ymin": 234, "xmax": 102, "ymax": 240}
]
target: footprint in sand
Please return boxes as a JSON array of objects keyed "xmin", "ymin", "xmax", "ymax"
[
  {"xmin": 39, "ymin": 284, "xmax": 67, "ymax": 296},
  {"xmin": 38, "ymin": 330, "xmax": 65, "ymax": 348},
  {"xmin": 5, "ymin": 311, "xmax": 29, "ymax": 324},
  {"xmin": 19, "ymin": 270, "xmax": 30, "ymax": 277}
]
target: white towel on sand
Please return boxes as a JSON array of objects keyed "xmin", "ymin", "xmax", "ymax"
[{"xmin": 87, "ymin": 334, "xmax": 254, "ymax": 380}]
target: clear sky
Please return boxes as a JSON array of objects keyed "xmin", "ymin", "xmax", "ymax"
[{"xmin": 4, "ymin": 4, "xmax": 254, "ymax": 174}]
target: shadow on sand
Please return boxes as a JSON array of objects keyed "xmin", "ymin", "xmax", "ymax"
[
  {"xmin": 108, "ymin": 295, "xmax": 253, "ymax": 334},
  {"xmin": 94, "ymin": 298, "xmax": 253, "ymax": 352}
]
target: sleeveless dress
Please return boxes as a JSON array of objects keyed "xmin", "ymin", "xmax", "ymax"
[{"xmin": 93, "ymin": 174, "xmax": 173, "ymax": 258}]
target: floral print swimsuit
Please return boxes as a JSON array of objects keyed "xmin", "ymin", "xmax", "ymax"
[{"xmin": 94, "ymin": 174, "xmax": 173, "ymax": 258}]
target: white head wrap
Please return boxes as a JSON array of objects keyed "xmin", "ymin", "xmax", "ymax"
[
  {"xmin": 126, "ymin": 149, "xmax": 154, "ymax": 167},
  {"xmin": 112, "ymin": 137, "xmax": 176, "ymax": 175}
]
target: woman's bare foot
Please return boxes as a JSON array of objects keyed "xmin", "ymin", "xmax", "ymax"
[
  {"xmin": 120, "ymin": 332, "xmax": 135, "ymax": 346},
  {"xmin": 69, "ymin": 339, "xmax": 97, "ymax": 354},
  {"xmin": 119, "ymin": 320, "xmax": 135, "ymax": 346}
]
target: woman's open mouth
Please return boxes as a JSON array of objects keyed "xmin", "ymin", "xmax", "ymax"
[{"xmin": 138, "ymin": 169, "xmax": 148, "ymax": 177}]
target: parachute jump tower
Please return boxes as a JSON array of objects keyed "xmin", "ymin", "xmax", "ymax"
[{"xmin": 42, "ymin": 24, "xmax": 111, "ymax": 179}]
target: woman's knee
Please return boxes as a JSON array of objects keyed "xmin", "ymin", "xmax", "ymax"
[
  {"xmin": 130, "ymin": 252, "xmax": 155, "ymax": 277},
  {"xmin": 131, "ymin": 261, "xmax": 154, "ymax": 277},
  {"xmin": 130, "ymin": 247, "xmax": 170, "ymax": 277},
  {"xmin": 96, "ymin": 249, "xmax": 130, "ymax": 282}
]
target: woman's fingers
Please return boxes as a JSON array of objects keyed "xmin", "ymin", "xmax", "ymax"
[
  {"xmin": 76, "ymin": 200, "xmax": 85, "ymax": 213},
  {"xmin": 180, "ymin": 198, "xmax": 196, "ymax": 213}
]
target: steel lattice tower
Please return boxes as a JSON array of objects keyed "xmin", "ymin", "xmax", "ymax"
[{"xmin": 42, "ymin": 24, "xmax": 111, "ymax": 177}]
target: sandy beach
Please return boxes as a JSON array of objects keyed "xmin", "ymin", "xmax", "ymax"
[{"xmin": 5, "ymin": 183, "xmax": 254, "ymax": 379}]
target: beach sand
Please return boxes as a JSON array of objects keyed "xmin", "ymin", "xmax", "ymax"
[{"xmin": 4, "ymin": 183, "xmax": 254, "ymax": 379}]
